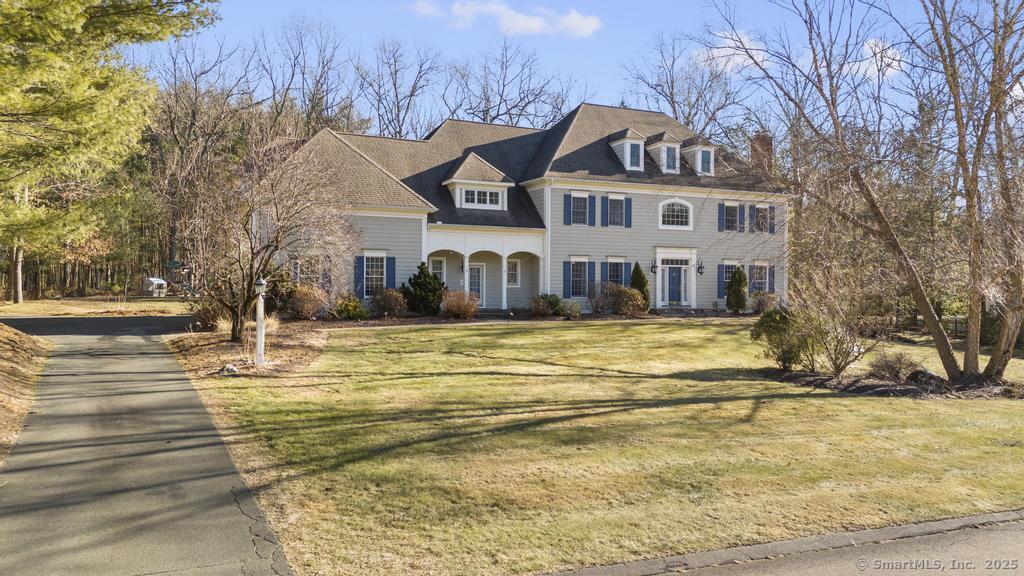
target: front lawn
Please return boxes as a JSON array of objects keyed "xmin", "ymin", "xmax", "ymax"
[
  {"xmin": 0, "ymin": 296, "xmax": 188, "ymax": 317},
  {"xmin": 185, "ymin": 319, "xmax": 1024, "ymax": 576}
]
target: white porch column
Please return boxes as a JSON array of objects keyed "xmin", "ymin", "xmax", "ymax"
[
  {"xmin": 538, "ymin": 255, "xmax": 545, "ymax": 297},
  {"xmin": 464, "ymin": 255, "xmax": 470, "ymax": 293},
  {"xmin": 501, "ymin": 254, "xmax": 508, "ymax": 310}
]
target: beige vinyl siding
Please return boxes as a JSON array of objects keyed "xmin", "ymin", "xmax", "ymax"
[
  {"xmin": 507, "ymin": 253, "xmax": 540, "ymax": 308},
  {"xmin": 546, "ymin": 188, "xmax": 788, "ymax": 308},
  {"xmin": 348, "ymin": 214, "xmax": 423, "ymax": 292}
]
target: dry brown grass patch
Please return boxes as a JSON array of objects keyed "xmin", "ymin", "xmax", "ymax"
[{"xmin": 0, "ymin": 323, "xmax": 50, "ymax": 464}]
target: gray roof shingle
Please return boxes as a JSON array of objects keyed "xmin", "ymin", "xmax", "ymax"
[{"xmin": 294, "ymin": 103, "xmax": 780, "ymax": 229}]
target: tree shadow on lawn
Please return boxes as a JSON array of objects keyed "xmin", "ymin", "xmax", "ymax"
[{"xmin": 225, "ymin": 388, "xmax": 834, "ymax": 483}]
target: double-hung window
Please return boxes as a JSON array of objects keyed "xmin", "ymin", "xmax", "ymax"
[
  {"xmin": 571, "ymin": 195, "xmax": 588, "ymax": 225},
  {"xmin": 507, "ymin": 259, "xmax": 520, "ymax": 287},
  {"xmin": 665, "ymin": 147, "xmax": 678, "ymax": 171},
  {"xmin": 608, "ymin": 261, "xmax": 624, "ymax": 285},
  {"xmin": 629, "ymin": 143, "xmax": 642, "ymax": 169},
  {"xmin": 607, "ymin": 196, "xmax": 624, "ymax": 227},
  {"xmin": 700, "ymin": 149, "xmax": 713, "ymax": 174},
  {"xmin": 751, "ymin": 264, "xmax": 769, "ymax": 292},
  {"xmin": 752, "ymin": 205, "xmax": 770, "ymax": 232},
  {"xmin": 364, "ymin": 255, "xmax": 385, "ymax": 297},
  {"xmin": 429, "ymin": 257, "xmax": 445, "ymax": 283},
  {"xmin": 724, "ymin": 204, "xmax": 739, "ymax": 231},
  {"xmin": 570, "ymin": 261, "xmax": 588, "ymax": 298}
]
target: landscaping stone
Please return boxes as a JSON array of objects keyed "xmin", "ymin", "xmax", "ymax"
[{"xmin": 220, "ymin": 363, "xmax": 239, "ymax": 376}]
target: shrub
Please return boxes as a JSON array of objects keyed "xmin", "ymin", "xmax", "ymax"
[
  {"xmin": 560, "ymin": 299, "xmax": 582, "ymax": 320},
  {"xmin": 603, "ymin": 283, "xmax": 647, "ymax": 317},
  {"xmin": 587, "ymin": 283, "xmax": 610, "ymax": 314},
  {"xmin": 726, "ymin": 267, "xmax": 748, "ymax": 313},
  {"xmin": 630, "ymin": 264, "xmax": 651, "ymax": 310},
  {"xmin": 529, "ymin": 294, "xmax": 558, "ymax": 316},
  {"xmin": 332, "ymin": 292, "xmax": 370, "ymax": 320},
  {"xmin": 263, "ymin": 277, "xmax": 296, "ymax": 316},
  {"xmin": 372, "ymin": 288, "xmax": 407, "ymax": 318},
  {"xmin": 187, "ymin": 299, "xmax": 224, "ymax": 331},
  {"xmin": 400, "ymin": 262, "xmax": 445, "ymax": 315},
  {"xmin": 866, "ymin": 350, "xmax": 922, "ymax": 382},
  {"xmin": 750, "ymin": 307, "xmax": 806, "ymax": 371},
  {"xmin": 442, "ymin": 290, "xmax": 479, "ymax": 319},
  {"xmin": 289, "ymin": 284, "xmax": 328, "ymax": 320},
  {"xmin": 751, "ymin": 291, "xmax": 779, "ymax": 315}
]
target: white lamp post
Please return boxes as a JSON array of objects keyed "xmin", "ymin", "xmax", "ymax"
[{"xmin": 254, "ymin": 278, "xmax": 267, "ymax": 368}]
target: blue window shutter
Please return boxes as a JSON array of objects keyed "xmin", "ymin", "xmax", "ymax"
[
  {"xmin": 717, "ymin": 264, "xmax": 725, "ymax": 298},
  {"xmin": 623, "ymin": 261, "xmax": 632, "ymax": 285},
  {"xmin": 750, "ymin": 205, "xmax": 757, "ymax": 233},
  {"xmin": 769, "ymin": 206, "xmax": 777, "ymax": 233},
  {"xmin": 768, "ymin": 266, "xmax": 776, "ymax": 293},
  {"xmin": 563, "ymin": 194, "xmax": 571, "ymax": 225},
  {"xmin": 354, "ymin": 256, "xmax": 365, "ymax": 298},
  {"xmin": 563, "ymin": 261, "xmax": 571, "ymax": 298},
  {"xmin": 738, "ymin": 204, "xmax": 746, "ymax": 233},
  {"xmin": 624, "ymin": 197, "xmax": 632, "ymax": 228},
  {"xmin": 587, "ymin": 195, "xmax": 596, "ymax": 226},
  {"xmin": 600, "ymin": 261, "xmax": 609, "ymax": 284},
  {"xmin": 600, "ymin": 196, "xmax": 609, "ymax": 227},
  {"xmin": 718, "ymin": 203, "xmax": 725, "ymax": 231},
  {"xmin": 748, "ymin": 265, "xmax": 756, "ymax": 294},
  {"xmin": 385, "ymin": 257, "xmax": 396, "ymax": 289},
  {"xmin": 587, "ymin": 261, "xmax": 596, "ymax": 294}
]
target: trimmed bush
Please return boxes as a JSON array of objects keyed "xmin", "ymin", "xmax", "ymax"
[
  {"xmin": 400, "ymin": 262, "xmax": 445, "ymax": 315},
  {"xmin": 529, "ymin": 294, "xmax": 558, "ymax": 316},
  {"xmin": 630, "ymin": 264, "xmax": 651, "ymax": 310},
  {"xmin": 603, "ymin": 283, "xmax": 647, "ymax": 317},
  {"xmin": 561, "ymin": 299, "xmax": 582, "ymax": 320},
  {"xmin": 751, "ymin": 291, "xmax": 779, "ymax": 315},
  {"xmin": 372, "ymin": 288, "xmax": 407, "ymax": 318},
  {"xmin": 442, "ymin": 290, "xmax": 479, "ymax": 319},
  {"xmin": 726, "ymin": 267, "xmax": 748, "ymax": 313},
  {"xmin": 332, "ymin": 292, "xmax": 370, "ymax": 320},
  {"xmin": 264, "ymin": 277, "xmax": 296, "ymax": 316},
  {"xmin": 750, "ymin": 307, "xmax": 806, "ymax": 371},
  {"xmin": 289, "ymin": 284, "xmax": 328, "ymax": 320},
  {"xmin": 588, "ymin": 284, "xmax": 610, "ymax": 314},
  {"xmin": 867, "ymin": 350, "xmax": 922, "ymax": 382},
  {"xmin": 188, "ymin": 299, "xmax": 224, "ymax": 331}
]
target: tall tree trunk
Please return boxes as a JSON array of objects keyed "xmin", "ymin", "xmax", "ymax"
[
  {"xmin": 9, "ymin": 245, "xmax": 23, "ymax": 304},
  {"xmin": 983, "ymin": 308, "xmax": 1023, "ymax": 380}
]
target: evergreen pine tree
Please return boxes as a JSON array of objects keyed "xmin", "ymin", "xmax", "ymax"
[
  {"xmin": 630, "ymin": 264, "xmax": 651, "ymax": 310},
  {"xmin": 726, "ymin": 267, "xmax": 748, "ymax": 313},
  {"xmin": 400, "ymin": 261, "xmax": 445, "ymax": 315}
]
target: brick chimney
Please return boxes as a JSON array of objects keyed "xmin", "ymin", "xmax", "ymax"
[{"xmin": 750, "ymin": 131, "xmax": 774, "ymax": 174}]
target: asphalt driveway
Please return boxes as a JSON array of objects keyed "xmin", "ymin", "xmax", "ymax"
[{"xmin": 0, "ymin": 316, "xmax": 291, "ymax": 576}]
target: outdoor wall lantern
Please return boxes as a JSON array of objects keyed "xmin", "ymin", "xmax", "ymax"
[
  {"xmin": 650, "ymin": 259, "xmax": 658, "ymax": 274},
  {"xmin": 697, "ymin": 261, "xmax": 705, "ymax": 276}
]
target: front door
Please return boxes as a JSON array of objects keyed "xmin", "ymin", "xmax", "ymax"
[
  {"xmin": 668, "ymin": 267, "xmax": 682, "ymax": 305},
  {"xmin": 469, "ymin": 264, "xmax": 485, "ymax": 306}
]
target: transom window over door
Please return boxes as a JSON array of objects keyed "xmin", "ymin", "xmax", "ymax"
[
  {"xmin": 570, "ymin": 261, "xmax": 588, "ymax": 298},
  {"xmin": 571, "ymin": 196, "xmax": 588, "ymax": 225},
  {"xmin": 364, "ymin": 256, "xmax": 385, "ymax": 297},
  {"xmin": 660, "ymin": 199, "xmax": 692, "ymax": 229}
]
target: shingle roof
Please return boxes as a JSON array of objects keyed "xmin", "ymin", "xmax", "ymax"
[
  {"xmin": 293, "ymin": 103, "xmax": 780, "ymax": 229},
  {"xmin": 445, "ymin": 151, "xmax": 513, "ymax": 184}
]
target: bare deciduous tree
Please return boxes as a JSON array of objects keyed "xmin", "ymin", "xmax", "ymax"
[{"xmin": 354, "ymin": 40, "xmax": 443, "ymax": 139}]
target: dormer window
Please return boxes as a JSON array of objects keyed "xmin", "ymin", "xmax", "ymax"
[
  {"xmin": 628, "ymin": 143, "xmax": 642, "ymax": 169},
  {"xmin": 609, "ymin": 128, "xmax": 646, "ymax": 172},
  {"xmin": 457, "ymin": 187, "xmax": 505, "ymax": 210},
  {"xmin": 665, "ymin": 147, "xmax": 678, "ymax": 171},
  {"xmin": 700, "ymin": 149, "xmax": 713, "ymax": 174},
  {"xmin": 683, "ymin": 145, "xmax": 715, "ymax": 176},
  {"xmin": 646, "ymin": 132, "xmax": 682, "ymax": 174}
]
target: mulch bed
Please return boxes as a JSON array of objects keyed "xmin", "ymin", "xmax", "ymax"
[{"xmin": 774, "ymin": 369, "xmax": 1022, "ymax": 399}]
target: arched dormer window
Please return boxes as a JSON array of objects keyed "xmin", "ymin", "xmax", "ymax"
[{"xmin": 659, "ymin": 198, "xmax": 694, "ymax": 230}]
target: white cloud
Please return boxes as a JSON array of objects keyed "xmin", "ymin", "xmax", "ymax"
[
  {"xmin": 413, "ymin": 1, "xmax": 602, "ymax": 38},
  {"xmin": 861, "ymin": 38, "xmax": 902, "ymax": 79},
  {"xmin": 696, "ymin": 31, "xmax": 765, "ymax": 73}
]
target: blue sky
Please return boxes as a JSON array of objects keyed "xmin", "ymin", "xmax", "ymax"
[{"xmin": 156, "ymin": 0, "xmax": 809, "ymax": 104}]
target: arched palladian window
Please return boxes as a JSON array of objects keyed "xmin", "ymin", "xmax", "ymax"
[{"xmin": 659, "ymin": 198, "xmax": 694, "ymax": 230}]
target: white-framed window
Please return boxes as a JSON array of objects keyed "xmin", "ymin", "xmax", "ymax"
[
  {"xmin": 570, "ymin": 259, "xmax": 588, "ymax": 298},
  {"xmin": 462, "ymin": 188, "xmax": 503, "ymax": 210},
  {"xmin": 664, "ymin": 146, "xmax": 678, "ymax": 172},
  {"xmin": 571, "ymin": 194, "xmax": 588, "ymax": 225},
  {"xmin": 607, "ymin": 194, "xmax": 625, "ymax": 227},
  {"xmin": 507, "ymin": 259, "xmax": 520, "ymax": 287},
  {"xmin": 429, "ymin": 257, "xmax": 446, "ymax": 283},
  {"xmin": 752, "ymin": 204, "xmax": 770, "ymax": 232},
  {"xmin": 607, "ymin": 259, "xmax": 625, "ymax": 285},
  {"xmin": 724, "ymin": 202, "xmax": 740, "ymax": 232},
  {"xmin": 751, "ymin": 263, "xmax": 769, "ymax": 292},
  {"xmin": 699, "ymin": 149, "xmax": 714, "ymax": 175},
  {"xmin": 659, "ymin": 198, "xmax": 693, "ymax": 230},
  {"xmin": 722, "ymin": 260, "xmax": 738, "ymax": 289},
  {"xmin": 364, "ymin": 253, "xmax": 386, "ymax": 298},
  {"xmin": 628, "ymin": 142, "xmax": 642, "ymax": 169}
]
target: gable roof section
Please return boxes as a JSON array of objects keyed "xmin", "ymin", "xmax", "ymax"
[
  {"xmin": 646, "ymin": 131, "xmax": 683, "ymax": 145},
  {"xmin": 296, "ymin": 130, "xmax": 435, "ymax": 211},
  {"xmin": 608, "ymin": 127, "xmax": 646, "ymax": 141},
  {"xmin": 444, "ymin": 151, "xmax": 513, "ymax": 184}
]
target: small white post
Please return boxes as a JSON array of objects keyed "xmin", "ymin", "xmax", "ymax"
[
  {"xmin": 500, "ymin": 254, "xmax": 508, "ymax": 310},
  {"xmin": 254, "ymin": 278, "xmax": 267, "ymax": 368}
]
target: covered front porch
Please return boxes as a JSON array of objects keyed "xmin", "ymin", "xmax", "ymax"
[{"xmin": 425, "ymin": 225, "xmax": 545, "ymax": 310}]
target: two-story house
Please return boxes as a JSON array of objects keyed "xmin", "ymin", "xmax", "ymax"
[{"xmin": 298, "ymin": 102, "xmax": 787, "ymax": 310}]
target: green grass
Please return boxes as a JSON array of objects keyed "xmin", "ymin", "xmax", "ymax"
[
  {"xmin": 0, "ymin": 296, "xmax": 188, "ymax": 316},
  {"xmin": 204, "ymin": 319, "xmax": 1024, "ymax": 576}
]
